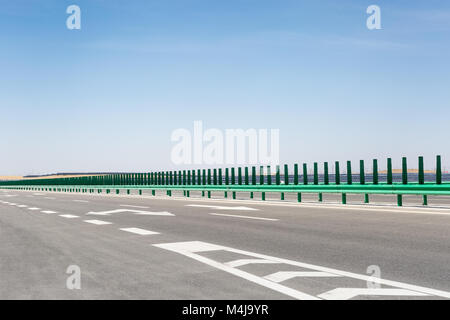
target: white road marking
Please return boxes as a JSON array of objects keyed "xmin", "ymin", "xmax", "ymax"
[
  {"xmin": 153, "ymin": 241, "xmax": 450, "ymax": 300},
  {"xmin": 154, "ymin": 241, "xmax": 318, "ymax": 300},
  {"xmin": 86, "ymin": 209, "xmax": 174, "ymax": 216},
  {"xmin": 27, "ymin": 207, "xmax": 41, "ymax": 211},
  {"xmin": 318, "ymin": 288, "xmax": 429, "ymax": 300},
  {"xmin": 33, "ymin": 193, "xmax": 44, "ymax": 196},
  {"xmin": 41, "ymin": 210, "xmax": 57, "ymax": 214},
  {"xmin": 83, "ymin": 219, "xmax": 112, "ymax": 225},
  {"xmin": 73, "ymin": 200, "xmax": 89, "ymax": 203},
  {"xmin": 119, "ymin": 228, "xmax": 159, "ymax": 235},
  {"xmin": 225, "ymin": 259, "xmax": 279, "ymax": 268},
  {"xmin": 8, "ymin": 203, "xmax": 17, "ymax": 206},
  {"xmin": 59, "ymin": 214, "xmax": 79, "ymax": 218},
  {"xmin": 187, "ymin": 204, "xmax": 258, "ymax": 211},
  {"xmin": 209, "ymin": 213, "xmax": 278, "ymax": 221},
  {"xmin": 264, "ymin": 271, "xmax": 341, "ymax": 283},
  {"xmin": 44, "ymin": 197, "xmax": 55, "ymax": 200},
  {"xmin": 120, "ymin": 204, "xmax": 150, "ymax": 209},
  {"xmin": 17, "ymin": 205, "xmax": 28, "ymax": 208}
]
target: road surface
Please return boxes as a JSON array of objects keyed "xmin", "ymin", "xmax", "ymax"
[{"xmin": 1, "ymin": 189, "xmax": 449, "ymax": 300}]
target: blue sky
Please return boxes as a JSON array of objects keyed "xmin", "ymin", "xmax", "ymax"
[{"xmin": 1, "ymin": 0, "xmax": 449, "ymax": 175}]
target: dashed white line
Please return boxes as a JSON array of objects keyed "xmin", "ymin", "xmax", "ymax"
[
  {"xmin": 119, "ymin": 228, "xmax": 159, "ymax": 235},
  {"xmin": 17, "ymin": 205, "xmax": 28, "ymax": 208},
  {"xmin": 84, "ymin": 219, "xmax": 112, "ymax": 225},
  {"xmin": 73, "ymin": 200, "xmax": 89, "ymax": 203},
  {"xmin": 59, "ymin": 214, "xmax": 79, "ymax": 219},
  {"xmin": 41, "ymin": 210, "xmax": 57, "ymax": 214},
  {"xmin": 209, "ymin": 213, "xmax": 278, "ymax": 221},
  {"xmin": 27, "ymin": 207, "xmax": 41, "ymax": 211}
]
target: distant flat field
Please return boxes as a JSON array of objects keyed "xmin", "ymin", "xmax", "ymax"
[{"xmin": 0, "ymin": 174, "xmax": 100, "ymax": 181}]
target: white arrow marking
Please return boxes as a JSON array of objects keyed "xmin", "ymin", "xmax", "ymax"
[
  {"xmin": 318, "ymin": 288, "xmax": 429, "ymax": 300},
  {"xmin": 264, "ymin": 271, "xmax": 341, "ymax": 283},
  {"xmin": 187, "ymin": 204, "xmax": 258, "ymax": 211},
  {"xmin": 225, "ymin": 259, "xmax": 279, "ymax": 268},
  {"xmin": 86, "ymin": 209, "xmax": 174, "ymax": 216}
]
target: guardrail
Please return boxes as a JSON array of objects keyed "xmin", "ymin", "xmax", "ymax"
[{"xmin": 1, "ymin": 155, "xmax": 449, "ymax": 206}]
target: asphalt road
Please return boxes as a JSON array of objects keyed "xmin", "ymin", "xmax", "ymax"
[{"xmin": 0, "ymin": 189, "xmax": 449, "ymax": 300}]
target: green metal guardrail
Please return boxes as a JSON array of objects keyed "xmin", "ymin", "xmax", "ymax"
[{"xmin": 1, "ymin": 155, "xmax": 448, "ymax": 206}]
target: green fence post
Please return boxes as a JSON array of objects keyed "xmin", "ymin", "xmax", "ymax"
[
  {"xmin": 245, "ymin": 167, "xmax": 249, "ymax": 185},
  {"xmin": 360, "ymin": 160, "xmax": 365, "ymax": 185},
  {"xmin": 313, "ymin": 163, "xmax": 318, "ymax": 185},
  {"xmin": 294, "ymin": 164, "xmax": 299, "ymax": 185},
  {"xmin": 197, "ymin": 169, "xmax": 201, "ymax": 185},
  {"xmin": 347, "ymin": 161, "xmax": 352, "ymax": 184},
  {"xmin": 397, "ymin": 194, "xmax": 403, "ymax": 206},
  {"xmin": 342, "ymin": 193, "xmax": 347, "ymax": 204},
  {"xmin": 276, "ymin": 165, "xmax": 280, "ymax": 185},
  {"xmin": 284, "ymin": 164, "xmax": 289, "ymax": 185},
  {"xmin": 207, "ymin": 169, "xmax": 211, "ymax": 185},
  {"xmin": 225, "ymin": 168, "xmax": 229, "ymax": 185},
  {"xmin": 187, "ymin": 170, "xmax": 191, "ymax": 185},
  {"xmin": 318, "ymin": 193, "xmax": 323, "ymax": 202},
  {"xmin": 297, "ymin": 193, "xmax": 302, "ymax": 202},
  {"xmin": 259, "ymin": 166, "xmax": 264, "ymax": 185},
  {"xmin": 252, "ymin": 166, "xmax": 256, "ymax": 185},
  {"xmin": 303, "ymin": 163, "xmax": 308, "ymax": 185},
  {"xmin": 267, "ymin": 166, "xmax": 272, "ymax": 185},
  {"xmin": 213, "ymin": 169, "xmax": 217, "ymax": 185},
  {"xmin": 202, "ymin": 169, "xmax": 206, "ymax": 185},
  {"xmin": 373, "ymin": 159, "xmax": 378, "ymax": 185},
  {"xmin": 192, "ymin": 170, "xmax": 195, "ymax": 185},
  {"xmin": 423, "ymin": 195, "xmax": 428, "ymax": 206},
  {"xmin": 402, "ymin": 157, "xmax": 408, "ymax": 184},
  {"xmin": 387, "ymin": 158, "xmax": 393, "ymax": 185},
  {"xmin": 238, "ymin": 167, "xmax": 242, "ymax": 185},
  {"xmin": 281, "ymin": 192, "xmax": 284, "ymax": 200},
  {"xmin": 335, "ymin": 161, "xmax": 340, "ymax": 185},
  {"xmin": 436, "ymin": 155, "xmax": 442, "ymax": 184},
  {"xmin": 364, "ymin": 194, "xmax": 369, "ymax": 203},
  {"xmin": 323, "ymin": 162, "xmax": 329, "ymax": 185},
  {"xmin": 218, "ymin": 168, "xmax": 222, "ymax": 185},
  {"xmin": 261, "ymin": 192, "xmax": 265, "ymax": 201},
  {"xmin": 231, "ymin": 168, "xmax": 236, "ymax": 185},
  {"xmin": 418, "ymin": 156, "xmax": 424, "ymax": 185},
  {"xmin": 232, "ymin": 191, "xmax": 236, "ymax": 199}
]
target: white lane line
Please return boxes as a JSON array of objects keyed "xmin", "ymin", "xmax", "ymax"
[
  {"xmin": 187, "ymin": 204, "xmax": 259, "ymax": 211},
  {"xmin": 86, "ymin": 209, "xmax": 174, "ymax": 216},
  {"xmin": 27, "ymin": 207, "xmax": 41, "ymax": 211},
  {"xmin": 153, "ymin": 241, "xmax": 450, "ymax": 300},
  {"xmin": 264, "ymin": 271, "xmax": 341, "ymax": 283},
  {"xmin": 73, "ymin": 200, "xmax": 89, "ymax": 203},
  {"xmin": 120, "ymin": 204, "xmax": 150, "ymax": 209},
  {"xmin": 119, "ymin": 228, "xmax": 159, "ymax": 235},
  {"xmin": 8, "ymin": 203, "xmax": 17, "ymax": 206},
  {"xmin": 44, "ymin": 197, "xmax": 55, "ymax": 200},
  {"xmin": 59, "ymin": 214, "xmax": 79, "ymax": 219},
  {"xmin": 225, "ymin": 259, "xmax": 279, "ymax": 268},
  {"xmin": 318, "ymin": 288, "xmax": 429, "ymax": 300},
  {"xmin": 84, "ymin": 219, "xmax": 112, "ymax": 225},
  {"xmin": 17, "ymin": 205, "xmax": 28, "ymax": 208},
  {"xmin": 41, "ymin": 210, "xmax": 57, "ymax": 214},
  {"xmin": 209, "ymin": 213, "xmax": 279, "ymax": 221}
]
